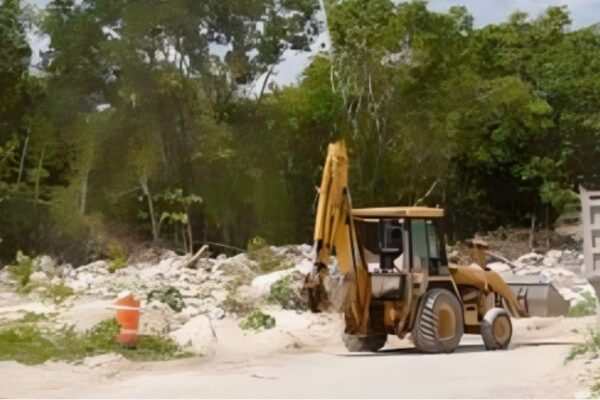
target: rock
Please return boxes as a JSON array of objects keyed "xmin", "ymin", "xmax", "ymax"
[
  {"xmin": 78, "ymin": 260, "xmax": 109, "ymax": 275},
  {"xmin": 210, "ymin": 307, "xmax": 225, "ymax": 320},
  {"xmin": 542, "ymin": 257, "xmax": 556, "ymax": 267},
  {"xmin": 295, "ymin": 259, "xmax": 313, "ymax": 274},
  {"xmin": 251, "ymin": 268, "xmax": 296, "ymax": 295},
  {"xmin": 0, "ymin": 270, "xmax": 13, "ymax": 284},
  {"xmin": 546, "ymin": 249, "xmax": 563, "ymax": 260},
  {"xmin": 211, "ymin": 289, "xmax": 228, "ymax": 302},
  {"xmin": 50, "ymin": 276, "xmax": 62, "ymax": 286},
  {"xmin": 169, "ymin": 315, "xmax": 217, "ymax": 355},
  {"xmin": 558, "ymin": 287, "xmax": 585, "ymax": 304},
  {"xmin": 29, "ymin": 271, "xmax": 48, "ymax": 285},
  {"xmin": 140, "ymin": 301, "xmax": 176, "ymax": 335},
  {"xmin": 515, "ymin": 252, "xmax": 543, "ymax": 265},
  {"xmin": 36, "ymin": 255, "xmax": 57, "ymax": 275},
  {"xmin": 82, "ymin": 353, "xmax": 125, "ymax": 368}
]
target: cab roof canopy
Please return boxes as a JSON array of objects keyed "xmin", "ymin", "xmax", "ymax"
[{"xmin": 352, "ymin": 207, "xmax": 444, "ymax": 219}]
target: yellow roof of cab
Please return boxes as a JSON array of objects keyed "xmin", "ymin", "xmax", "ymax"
[{"xmin": 352, "ymin": 207, "xmax": 444, "ymax": 218}]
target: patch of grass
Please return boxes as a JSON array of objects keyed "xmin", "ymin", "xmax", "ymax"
[
  {"xmin": 0, "ymin": 319, "xmax": 192, "ymax": 365},
  {"xmin": 568, "ymin": 292, "xmax": 597, "ymax": 317},
  {"xmin": 224, "ymin": 274, "xmax": 253, "ymax": 294},
  {"xmin": 239, "ymin": 310, "xmax": 276, "ymax": 331},
  {"xmin": 592, "ymin": 375, "xmax": 600, "ymax": 398},
  {"xmin": 268, "ymin": 275, "xmax": 307, "ymax": 310},
  {"xmin": 220, "ymin": 294, "xmax": 254, "ymax": 316},
  {"xmin": 247, "ymin": 236, "xmax": 292, "ymax": 274},
  {"xmin": 20, "ymin": 312, "xmax": 49, "ymax": 323},
  {"xmin": 19, "ymin": 282, "xmax": 75, "ymax": 304},
  {"xmin": 566, "ymin": 327, "xmax": 600, "ymax": 362},
  {"xmin": 107, "ymin": 244, "xmax": 127, "ymax": 273},
  {"xmin": 147, "ymin": 287, "xmax": 185, "ymax": 312},
  {"xmin": 44, "ymin": 283, "xmax": 75, "ymax": 304},
  {"xmin": 9, "ymin": 251, "xmax": 34, "ymax": 288}
]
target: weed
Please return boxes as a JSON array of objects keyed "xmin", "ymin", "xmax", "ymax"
[
  {"xmin": 239, "ymin": 310, "xmax": 276, "ymax": 331},
  {"xmin": 107, "ymin": 244, "xmax": 127, "ymax": 273},
  {"xmin": 9, "ymin": 251, "xmax": 33, "ymax": 288},
  {"xmin": 20, "ymin": 312, "xmax": 48, "ymax": 323},
  {"xmin": 593, "ymin": 375, "xmax": 600, "ymax": 398},
  {"xmin": 568, "ymin": 292, "xmax": 597, "ymax": 317},
  {"xmin": 247, "ymin": 236, "xmax": 292, "ymax": 274},
  {"xmin": 147, "ymin": 287, "xmax": 185, "ymax": 312},
  {"xmin": 566, "ymin": 327, "xmax": 600, "ymax": 362},
  {"xmin": 224, "ymin": 274, "xmax": 253, "ymax": 294},
  {"xmin": 220, "ymin": 294, "xmax": 254, "ymax": 316},
  {"xmin": 45, "ymin": 283, "xmax": 75, "ymax": 304},
  {"xmin": 0, "ymin": 319, "xmax": 192, "ymax": 365},
  {"xmin": 268, "ymin": 275, "xmax": 307, "ymax": 310}
]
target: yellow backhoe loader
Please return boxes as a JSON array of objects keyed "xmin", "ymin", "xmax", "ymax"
[{"xmin": 305, "ymin": 140, "xmax": 528, "ymax": 353}]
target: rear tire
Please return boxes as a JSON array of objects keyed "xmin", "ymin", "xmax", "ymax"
[
  {"xmin": 342, "ymin": 333, "xmax": 387, "ymax": 352},
  {"xmin": 481, "ymin": 307, "xmax": 512, "ymax": 350},
  {"xmin": 412, "ymin": 288, "xmax": 464, "ymax": 353}
]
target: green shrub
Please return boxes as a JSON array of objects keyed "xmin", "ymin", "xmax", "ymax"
[
  {"xmin": 220, "ymin": 294, "xmax": 254, "ymax": 316},
  {"xmin": 147, "ymin": 287, "xmax": 185, "ymax": 312},
  {"xmin": 268, "ymin": 275, "xmax": 307, "ymax": 310},
  {"xmin": 44, "ymin": 283, "xmax": 75, "ymax": 304},
  {"xmin": 247, "ymin": 236, "xmax": 292, "ymax": 274},
  {"xmin": 566, "ymin": 327, "xmax": 600, "ymax": 362},
  {"xmin": 239, "ymin": 310, "xmax": 276, "ymax": 331},
  {"xmin": 9, "ymin": 251, "xmax": 33, "ymax": 288},
  {"xmin": 0, "ymin": 318, "xmax": 192, "ymax": 365},
  {"xmin": 107, "ymin": 244, "xmax": 127, "ymax": 273},
  {"xmin": 568, "ymin": 292, "xmax": 597, "ymax": 317}
]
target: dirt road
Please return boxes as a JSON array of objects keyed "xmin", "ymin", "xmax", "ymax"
[{"xmin": 0, "ymin": 333, "xmax": 591, "ymax": 398}]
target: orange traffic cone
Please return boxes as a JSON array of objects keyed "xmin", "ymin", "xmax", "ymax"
[{"xmin": 113, "ymin": 291, "xmax": 141, "ymax": 349}]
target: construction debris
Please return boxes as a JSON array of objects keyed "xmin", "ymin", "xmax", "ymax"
[{"xmin": 0, "ymin": 233, "xmax": 595, "ymax": 359}]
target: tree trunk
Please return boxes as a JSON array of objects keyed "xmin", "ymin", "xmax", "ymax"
[
  {"xmin": 80, "ymin": 171, "xmax": 89, "ymax": 216},
  {"xmin": 529, "ymin": 214, "xmax": 536, "ymax": 251},
  {"xmin": 139, "ymin": 178, "xmax": 159, "ymax": 248},
  {"xmin": 17, "ymin": 134, "xmax": 29, "ymax": 186},
  {"xmin": 545, "ymin": 204, "xmax": 550, "ymax": 249},
  {"xmin": 34, "ymin": 146, "xmax": 46, "ymax": 205},
  {"xmin": 186, "ymin": 216, "xmax": 193, "ymax": 255}
]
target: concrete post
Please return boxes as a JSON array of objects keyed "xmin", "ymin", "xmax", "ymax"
[{"xmin": 579, "ymin": 185, "xmax": 600, "ymax": 311}]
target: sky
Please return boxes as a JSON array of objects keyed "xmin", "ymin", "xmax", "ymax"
[{"xmin": 27, "ymin": 0, "xmax": 600, "ymax": 92}]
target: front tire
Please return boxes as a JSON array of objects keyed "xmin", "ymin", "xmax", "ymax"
[
  {"xmin": 481, "ymin": 307, "xmax": 512, "ymax": 350},
  {"xmin": 342, "ymin": 333, "xmax": 387, "ymax": 352},
  {"xmin": 412, "ymin": 288, "xmax": 464, "ymax": 353}
]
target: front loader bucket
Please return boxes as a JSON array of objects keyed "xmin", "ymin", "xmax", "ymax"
[{"xmin": 502, "ymin": 275, "xmax": 570, "ymax": 317}]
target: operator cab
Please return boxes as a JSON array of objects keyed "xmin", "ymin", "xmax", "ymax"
[{"xmin": 352, "ymin": 207, "xmax": 449, "ymax": 294}]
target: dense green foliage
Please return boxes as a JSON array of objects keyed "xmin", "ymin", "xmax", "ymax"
[{"xmin": 0, "ymin": 0, "xmax": 598, "ymax": 262}]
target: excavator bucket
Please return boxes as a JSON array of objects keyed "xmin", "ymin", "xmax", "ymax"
[
  {"xmin": 485, "ymin": 249, "xmax": 570, "ymax": 317},
  {"xmin": 502, "ymin": 275, "xmax": 570, "ymax": 317}
]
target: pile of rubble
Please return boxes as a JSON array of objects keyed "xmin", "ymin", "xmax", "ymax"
[
  {"xmin": 0, "ymin": 244, "xmax": 346, "ymax": 357},
  {"xmin": 488, "ymin": 248, "xmax": 595, "ymax": 306},
  {"xmin": 0, "ymin": 236, "xmax": 596, "ymax": 360}
]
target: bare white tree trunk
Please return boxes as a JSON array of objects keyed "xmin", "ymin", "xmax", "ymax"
[
  {"xmin": 139, "ymin": 177, "xmax": 159, "ymax": 247},
  {"xmin": 17, "ymin": 134, "xmax": 29, "ymax": 186}
]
